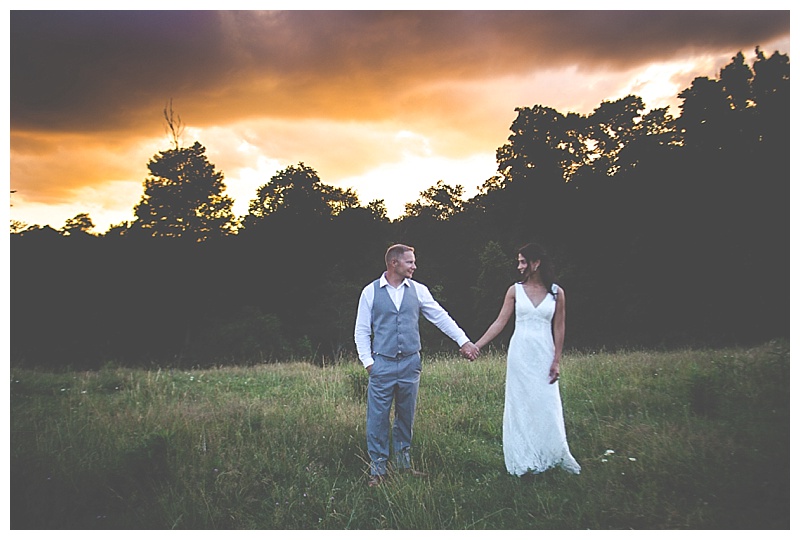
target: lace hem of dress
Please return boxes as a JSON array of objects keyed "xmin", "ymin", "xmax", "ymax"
[{"xmin": 509, "ymin": 458, "xmax": 581, "ymax": 476}]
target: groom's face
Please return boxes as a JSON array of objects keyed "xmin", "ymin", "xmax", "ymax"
[{"xmin": 392, "ymin": 251, "xmax": 417, "ymax": 280}]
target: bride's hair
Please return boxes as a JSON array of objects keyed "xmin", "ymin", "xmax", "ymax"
[{"xmin": 518, "ymin": 243, "xmax": 557, "ymax": 297}]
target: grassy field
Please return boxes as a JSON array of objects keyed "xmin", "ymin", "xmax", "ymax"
[{"xmin": 10, "ymin": 341, "xmax": 790, "ymax": 530}]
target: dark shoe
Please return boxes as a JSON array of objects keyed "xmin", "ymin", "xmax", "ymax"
[{"xmin": 367, "ymin": 475, "xmax": 386, "ymax": 487}]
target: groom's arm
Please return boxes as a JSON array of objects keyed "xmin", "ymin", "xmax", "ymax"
[
  {"xmin": 415, "ymin": 282, "xmax": 475, "ymax": 355},
  {"xmin": 354, "ymin": 285, "xmax": 375, "ymax": 370}
]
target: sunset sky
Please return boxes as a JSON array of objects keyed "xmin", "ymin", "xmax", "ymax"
[{"xmin": 7, "ymin": 6, "xmax": 791, "ymax": 233}]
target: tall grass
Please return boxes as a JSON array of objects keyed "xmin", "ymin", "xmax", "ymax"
[{"xmin": 10, "ymin": 341, "xmax": 789, "ymax": 529}]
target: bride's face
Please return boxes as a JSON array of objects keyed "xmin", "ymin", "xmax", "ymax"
[
  {"xmin": 518, "ymin": 255, "xmax": 540, "ymax": 278},
  {"xmin": 517, "ymin": 255, "xmax": 528, "ymax": 275}
]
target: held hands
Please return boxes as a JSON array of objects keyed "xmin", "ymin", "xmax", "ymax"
[{"xmin": 460, "ymin": 341, "xmax": 480, "ymax": 361}]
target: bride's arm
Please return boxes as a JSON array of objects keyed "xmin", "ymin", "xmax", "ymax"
[
  {"xmin": 475, "ymin": 285, "xmax": 516, "ymax": 351},
  {"xmin": 549, "ymin": 286, "xmax": 566, "ymax": 383}
]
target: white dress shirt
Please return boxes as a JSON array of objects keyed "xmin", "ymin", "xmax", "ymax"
[{"xmin": 354, "ymin": 273, "xmax": 470, "ymax": 368}]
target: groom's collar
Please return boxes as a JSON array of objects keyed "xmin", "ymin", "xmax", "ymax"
[{"xmin": 380, "ymin": 273, "xmax": 410, "ymax": 289}]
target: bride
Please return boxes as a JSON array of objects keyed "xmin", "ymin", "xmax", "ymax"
[{"xmin": 475, "ymin": 243, "xmax": 580, "ymax": 476}]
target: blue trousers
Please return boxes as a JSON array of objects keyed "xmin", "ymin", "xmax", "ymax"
[{"xmin": 366, "ymin": 352, "xmax": 422, "ymax": 476}]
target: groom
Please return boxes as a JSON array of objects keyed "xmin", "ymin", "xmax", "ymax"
[{"xmin": 354, "ymin": 244, "xmax": 479, "ymax": 487}]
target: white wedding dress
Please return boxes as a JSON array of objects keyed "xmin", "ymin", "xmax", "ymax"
[{"xmin": 503, "ymin": 282, "xmax": 581, "ymax": 476}]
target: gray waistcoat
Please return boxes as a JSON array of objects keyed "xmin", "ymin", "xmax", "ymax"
[{"xmin": 371, "ymin": 279, "xmax": 421, "ymax": 358}]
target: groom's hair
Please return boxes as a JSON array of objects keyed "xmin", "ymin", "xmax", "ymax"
[{"xmin": 385, "ymin": 244, "xmax": 414, "ymax": 266}]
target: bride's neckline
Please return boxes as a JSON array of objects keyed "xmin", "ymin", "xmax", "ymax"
[{"xmin": 518, "ymin": 282, "xmax": 549, "ymax": 309}]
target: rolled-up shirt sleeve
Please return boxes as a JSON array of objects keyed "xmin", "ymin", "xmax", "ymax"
[
  {"xmin": 354, "ymin": 285, "xmax": 375, "ymax": 368},
  {"xmin": 414, "ymin": 282, "xmax": 470, "ymax": 347}
]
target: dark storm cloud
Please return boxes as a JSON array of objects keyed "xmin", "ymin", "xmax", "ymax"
[
  {"xmin": 11, "ymin": 11, "xmax": 227, "ymax": 131},
  {"xmin": 11, "ymin": 10, "xmax": 789, "ymax": 133}
]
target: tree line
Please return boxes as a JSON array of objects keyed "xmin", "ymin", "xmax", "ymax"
[{"xmin": 10, "ymin": 49, "xmax": 789, "ymax": 369}]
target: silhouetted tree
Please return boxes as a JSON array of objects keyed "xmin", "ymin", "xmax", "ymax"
[
  {"xmin": 752, "ymin": 47, "xmax": 790, "ymax": 149},
  {"xmin": 10, "ymin": 220, "xmax": 27, "ymax": 234},
  {"xmin": 104, "ymin": 221, "xmax": 131, "ymax": 237},
  {"xmin": 619, "ymin": 106, "xmax": 679, "ymax": 165},
  {"xmin": 12, "ymin": 224, "xmax": 61, "ymax": 239},
  {"xmin": 132, "ymin": 141, "xmax": 237, "ymax": 241},
  {"xmin": 581, "ymin": 96, "xmax": 645, "ymax": 179},
  {"xmin": 244, "ymin": 162, "xmax": 359, "ymax": 228},
  {"xmin": 366, "ymin": 199, "xmax": 389, "ymax": 221},
  {"xmin": 677, "ymin": 76, "xmax": 731, "ymax": 152},
  {"xmin": 497, "ymin": 105, "xmax": 584, "ymax": 185},
  {"xmin": 62, "ymin": 213, "xmax": 95, "ymax": 236},
  {"xmin": 720, "ymin": 52, "xmax": 755, "ymax": 112},
  {"xmin": 402, "ymin": 180, "xmax": 465, "ymax": 221}
]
